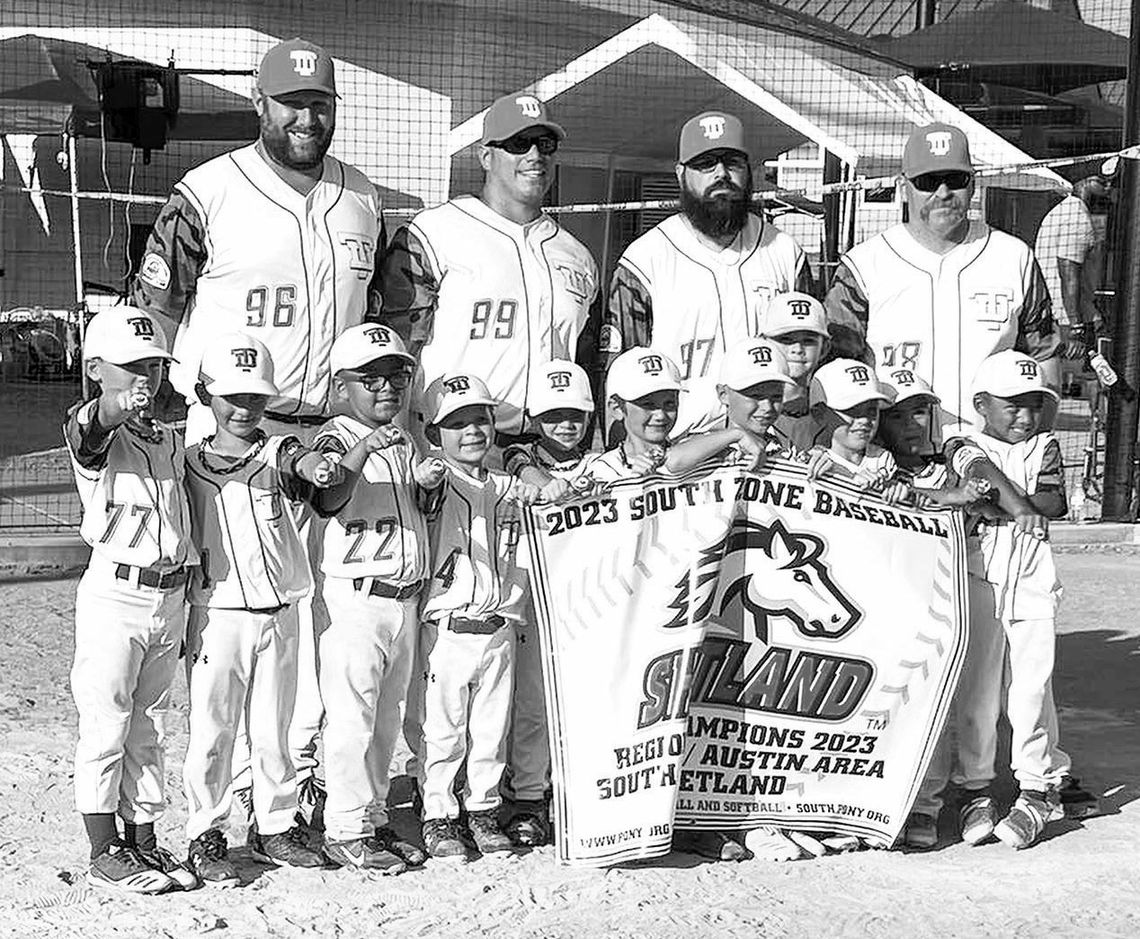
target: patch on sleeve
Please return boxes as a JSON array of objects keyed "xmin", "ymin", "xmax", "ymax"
[
  {"xmin": 139, "ymin": 253, "xmax": 171, "ymax": 290},
  {"xmin": 599, "ymin": 324, "xmax": 622, "ymax": 354}
]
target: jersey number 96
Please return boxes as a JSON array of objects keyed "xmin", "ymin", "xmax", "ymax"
[
  {"xmin": 471, "ymin": 299, "xmax": 517, "ymax": 340},
  {"xmin": 247, "ymin": 285, "xmax": 298, "ymax": 327}
]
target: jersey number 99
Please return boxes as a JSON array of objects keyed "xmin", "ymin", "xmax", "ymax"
[
  {"xmin": 471, "ymin": 299, "xmax": 517, "ymax": 340},
  {"xmin": 247, "ymin": 285, "xmax": 298, "ymax": 327}
]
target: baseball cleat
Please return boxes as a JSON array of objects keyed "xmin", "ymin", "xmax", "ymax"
[
  {"xmin": 466, "ymin": 810, "xmax": 515, "ymax": 855},
  {"xmin": 249, "ymin": 826, "xmax": 326, "ymax": 868},
  {"xmin": 188, "ymin": 829, "xmax": 239, "ymax": 887},
  {"xmin": 371, "ymin": 826, "xmax": 427, "ymax": 867},
  {"xmin": 902, "ymin": 812, "xmax": 939, "ymax": 850},
  {"xmin": 323, "ymin": 836, "xmax": 406, "ymax": 874},
  {"xmin": 503, "ymin": 800, "xmax": 550, "ymax": 848},
  {"xmin": 422, "ymin": 818, "xmax": 469, "ymax": 862},
  {"xmin": 138, "ymin": 845, "xmax": 200, "ymax": 890},
  {"xmin": 994, "ymin": 791, "xmax": 1053, "ymax": 850},
  {"xmin": 743, "ymin": 826, "xmax": 803, "ymax": 862},
  {"xmin": 959, "ymin": 791, "xmax": 997, "ymax": 846},
  {"xmin": 86, "ymin": 841, "xmax": 175, "ymax": 894}
]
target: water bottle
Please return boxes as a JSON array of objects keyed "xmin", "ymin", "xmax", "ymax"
[{"xmin": 1089, "ymin": 350, "xmax": 1118, "ymax": 389}]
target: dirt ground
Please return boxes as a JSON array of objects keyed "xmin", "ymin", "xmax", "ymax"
[{"xmin": 0, "ymin": 551, "xmax": 1137, "ymax": 938}]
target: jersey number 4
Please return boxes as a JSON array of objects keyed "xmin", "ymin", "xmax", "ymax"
[
  {"xmin": 100, "ymin": 500, "xmax": 153, "ymax": 548},
  {"xmin": 342, "ymin": 517, "xmax": 399, "ymax": 564},
  {"xmin": 247, "ymin": 285, "xmax": 297, "ymax": 327},
  {"xmin": 470, "ymin": 299, "xmax": 518, "ymax": 340}
]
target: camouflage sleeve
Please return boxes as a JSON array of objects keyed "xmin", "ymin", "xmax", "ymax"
[
  {"xmin": 794, "ymin": 253, "xmax": 817, "ymax": 298},
  {"xmin": 601, "ymin": 263, "xmax": 652, "ymax": 373},
  {"xmin": 377, "ymin": 225, "xmax": 438, "ymax": 356},
  {"xmin": 1036, "ymin": 437, "xmax": 1065, "ymax": 494},
  {"xmin": 822, "ymin": 261, "xmax": 869, "ymax": 360},
  {"xmin": 365, "ymin": 215, "xmax": 389, "ymax": 322},
  {"xmin": 1015, "ymin": 257, "xmax": 1061, "ymax": 362},
  {"xmin": 129, "ymin": 190, "xmax": 208, "ymax": 329},
  {"xmin": 63, "ymin": 399, "xmax": 115, "ymax": 472}
]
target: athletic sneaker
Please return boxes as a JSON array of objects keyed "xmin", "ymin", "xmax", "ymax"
[
  {"xmin": 250, "ymin": 826, "xmax": 325, "ymax": 868},
  {"xmin": 995, "ymin": 791, "xmax": 1054, "ymax": 850},
  {"xmin": 503, "ymin": 800, "xmax": 550, "ymax": 847},
  {"xmin": 138, "ymin": 845, "xmax": 200, "ymax": 890},
  {"xmin": 959, "ymin": 791, "xmax": 997, "ymax": 846},
  {"xmin": 743, "ymin": 826, "xmax": 803, "ymax": 862},
  {"xmin": 323, "ymin": 836, "xmax": 405, "ymax": 874},
  {"xmin": 673, "ymin": 830, "xmax": 751, "ymax": 862},
  {"xmin": 422, "ymin": 818, "xmax": 468, "ymax": 861},
  {"xmin": 372, "ymin": 826, "xmax": 427, "ymax": 867},
  {"xmin": 903, "ymin": 812, "xmax": 938, "ymax": 850},
  {"xmin": 188, "ymin": 829, "xmax": 239, "ymax": 887},
  {"xmin": 467, "ymin": 809, "xmax": 514, "ymax": 855},
  {"xmin": 87, "ymin": 841, "xmax": 174, "ymax": 894}
]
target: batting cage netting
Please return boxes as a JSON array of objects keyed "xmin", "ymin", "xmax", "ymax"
[{"xmin": 0, "ymin": 0, "xmax": 1134, "ymax": 531}]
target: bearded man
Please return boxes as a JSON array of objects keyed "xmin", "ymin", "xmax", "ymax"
[{"xmin": 600, "ymin": 110, "xmax": 814, "ymax": 437}]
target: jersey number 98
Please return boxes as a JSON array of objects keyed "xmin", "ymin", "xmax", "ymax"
[
  {"xmin": 247, "ymin": 285, "xmax": 298, "ymax": 327},
  {"xmin": 471, "ymin": 299, "xmax": 517, "ymax": 340}
]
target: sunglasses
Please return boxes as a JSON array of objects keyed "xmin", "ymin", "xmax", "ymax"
[
  {"xmin": 909, "ymin": 171, "xmax": 973, "ymax": 192},
  {"xmin": 686, "ymin": 150, "xmax": 749, "ymax": 173},
  {"xmin": 491, "ymin": 134, "xmax": 559, "ymax": 155},
  {"xmin": 357, "ymin": 370, "xmax": 411, "ymax": 391}
]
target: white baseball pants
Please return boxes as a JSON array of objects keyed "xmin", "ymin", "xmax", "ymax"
[
  {"xmin": 71, "ymin": 565, "xmax": 186, "ymax": 822},
  {"xmin": 503, "ymin": 618, "xmax": 550, "ymax": 803},
  {"xmin": 319, "ymin": 578, "xmax": 419, "ymax": 841},
  {"xmin": 183, "ymin": 604, "xmax": 300, "ymax": 839},
  {"xmin": 409, "ymin": 620, "xmax": 515, "ymax": 821}
]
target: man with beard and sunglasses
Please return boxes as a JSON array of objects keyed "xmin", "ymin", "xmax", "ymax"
[
  {"xmin": 824, "ymin": 123, "xmax": 1061, "ymax": 434},
  {"xmin": 131, "ymin": 36, "xmax": 385, "ymax": 848},
  {"xmin": 600, "ymin": 111, "xmax": 814, "ymax": 441},
  {"xmin": 379, "ymin": 92, "xmax": 597, "ymax": 851}
]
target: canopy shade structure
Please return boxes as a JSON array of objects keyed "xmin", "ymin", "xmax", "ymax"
[
  {"xmin": 881, "ymin": 1, "xmax": 1128, "ymax": 95},
  {"xmin": 0, "ymin": 33, "xmax": 258, "ymax": 140}
]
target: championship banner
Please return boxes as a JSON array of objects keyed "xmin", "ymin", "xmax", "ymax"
[{"xmin": 524, "ymin": 462, "xmax": 968, "ymax": 867}]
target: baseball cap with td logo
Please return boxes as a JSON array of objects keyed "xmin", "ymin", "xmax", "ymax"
[
  {"xmin": 971, "ymin": 350, "xmax": 1059, "ymax": 401},
  {"xmin": 760, "ymin": 292, "xmax": 829, "ymax": 340},
  {"xmin": 902, "ymin": 123, "xmax": 973, "ymax": 179},
  {"xmin": 258, "ymin": 38, "xmax": 337, "ymax": 98},
  {"xmin": 426, "ymin": 373, "xmax": 499, "ymax": 425},
  {"xmin": 606, "ymin": 347, "xmax": 684, "ymax": 401},
  {"xmin": 83, "ymin": 309, "xmax": 173, "ymax": 364},
  {"xmin": 679, "ymin": 111, "xmax": 748, "ymax": 164},
  {"xmin": 810, "ymin": 358, "xmax": 890, "ymax": 411},
  {"xmin": 529, "ymin": 360, "xmax": 594, "ymax": 415},
  {"xmin": 482, "ymin": 93, "xmax": 566, "ymax": 145},
  {"xmin": 199, "ymin": 333, "xmax": 278, "ymax": 397},
  {"xmin": 330, "ymin": 323, "xmax": 415, "ymax": 377},
  {"xmin": 719, "ymin": 339, "xmax": 796, "ymax": 391}
]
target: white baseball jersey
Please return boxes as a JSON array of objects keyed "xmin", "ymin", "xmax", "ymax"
[
  {"xmin": 315, "ymin": 415, "xmax": 430, "ymax": 584},
  {"xmin": 184, "ymin": 434, "xmax": 312, "ymax": 609},
  {"xmin": 827, "ymin": 222, "xmax": 1058, "ymax": 430},
  {"xmin": 65, "ymin": 399, "xmax": 196, "ymax": 570},
  {"xmin": 382, "ymin": 194, "xmax": 598, "ymax": 435},
  {"xmin": 958, "ymin": 430, "xmax": 1063, "ymax": 620},
  {"xmin": 818, "ymin": 444, "xmax": 898, "ymax": 483},
  {"xmin": 605, "ymin": 214, "xmax": 810, "ymax": 435},
  {"xmin": 133, "ymin": 144, "xmax": 383, "ymax": 417},
  {"xmin": 421, "ymin": 465, "xmax": 528, "ymax": 623}
]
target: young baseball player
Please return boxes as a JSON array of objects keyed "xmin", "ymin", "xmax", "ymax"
[
  {"xmin": 499, "ymin": 360, "xmax": 597, "ymax": 847},
  {"xmin": 804, "ymin": 359, "xmax": 903, "ymax": 499},
  {"xmin": 182, "ymin": 333, "xmax": 340, "ymax": 884},
  {"xmin": 759, "ymin": 292, "xmax": 830, "ymax": 452},
  {"xmin": 409, "ymin": 373, "xmax": 541, "ymax": 860},
  {"xmin": 65, "ymin": 308, "xmax": 197, "ymax": 893},
  {"xmin": 312, "ymin": 324, "xmax": 445, "ymax": 872},
  {"xmin": 951, "ymin": 350, "xmax": 1073, "ymax": 849}
]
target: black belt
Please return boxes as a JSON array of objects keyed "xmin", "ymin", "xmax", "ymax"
[
  {"xmin": 115, "ymin": 564, "xmax": 188, "ymax": 590},
  {"xmin": 352, "ymin": 578, "xmax": 424, "ymax": 601},
  {"xmin": 448, "ymin": 614, "xmax": 507, "ymax": 634},
  {"xmin": 264, "ymin": 410, "xmax": 331, "ymax": 428}
]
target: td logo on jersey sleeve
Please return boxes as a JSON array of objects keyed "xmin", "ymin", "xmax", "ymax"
[
  {"xmin": 968, "ymin": 289, "xmax": 1015, "ymax": 330},
  {"xmin": 338, "ymin": 232, "xmax": 376, "ymax": 281}
]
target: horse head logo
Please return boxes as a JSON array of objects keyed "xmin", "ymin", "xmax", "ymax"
[{"xmin": 664, "ymin": 518, "xmax": 862, "ymax": 642}]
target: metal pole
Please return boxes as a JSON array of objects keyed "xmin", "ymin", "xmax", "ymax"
[
  {"xmin": 67, "ymin": 130, "xmax": 90, "ymax": 400},
  {"xmin": 1103, "ymin": 0, "xmax": 1140, "ymax": 520}
]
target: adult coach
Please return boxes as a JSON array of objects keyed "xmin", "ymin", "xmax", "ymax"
[
  {"xmin": 601, "ymin": 110, "xmax": 814, "ymax": 437},
  {"xmin": 824, "ymin": 123, "xmax": 1060, "ymax": 430},
  {"xmin": 380, "ymin": 92, "xmax": 598, "ymax": 847},
  {"xmin": 132, "ymin": 37, "xmax": 384, "ymax": 443},
  {"xmin": 379, "ymin": 93, "xmax": 598, "ymax": 445},
  {"xmin": 131, "ymin": 37, "xmax": 384, "ymax": 811}
]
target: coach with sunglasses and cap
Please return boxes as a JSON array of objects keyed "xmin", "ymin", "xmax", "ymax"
[
  {"xmin": 601, "ymin": 110, "xmax": 813, "ymax": 440},
  {"xmin": 380, "ymin": 93, "xmax": 598, "ymax": 449},
  {"xmin": 825, "ymin": 123, "xmax": 1060, "ymax": 432}
]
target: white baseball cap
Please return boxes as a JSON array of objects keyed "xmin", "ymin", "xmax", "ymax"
[
  {"xmin": 760, "ymin": 292, "xmax": 829, "ymax": 340},
  {"xmin": 331, "ymin": 323, "xmax": 415, "ymax": 376},
  {"xmin": 810, "ymin": 358, "xmax": 890, "ymax": 410},
  {"xmin": 425, "ymin": 373, "xmax": 498, "ymax": 425},
  {"xmin": 529, "ymin": 360, "xmax": 593, "ymax": 416},
  {"xmin": 971, "ymin": 349, "xmax": 1059, "ymax": 402},
  {"xmin": 606, "ymin": 347, "xmax": 683, "ymax": 401},
  {"xmin": 199, "ymin": 333, "xmax": 278, "ymax": 397},
  {"xmin": 876, "ymin": 365, "xmax": 939, "ymax": 406},
  {"xmin": 718, "ymin": 339, "xmax": 797, "ymax": 391},
  {"xmin": 83, "ymin": 309, "xmax": 172, "ymax": 364}
]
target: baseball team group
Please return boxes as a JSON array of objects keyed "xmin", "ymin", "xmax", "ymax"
[{"xmin": 64, "ymin": 36, "xmax": 1098, "ymax": 894}]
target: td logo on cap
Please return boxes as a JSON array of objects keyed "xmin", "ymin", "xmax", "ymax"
[
  {"xmin": 231, "ymin": 347, "xmax": 259, "ymax": 370},
  {"xmin": 699, "ymin": 115, "xmax": 726, "ymax": 140},
  {"xmin": 639, "ymin": 354, "xmax": 664, "ymax": 374},
  {"xmin": 845, "ymin": 364, "xmax": 872, "ymax": 384},
  {"xmin": 127, "ymin": 315, "xmax": 157, "ymax": 339}
]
